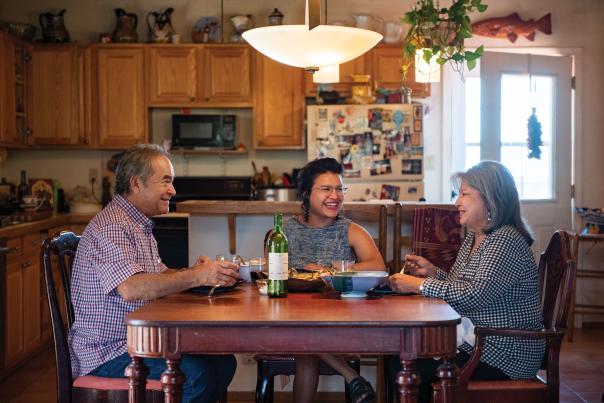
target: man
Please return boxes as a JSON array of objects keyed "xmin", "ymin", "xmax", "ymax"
[{"xmin": 69, "ymin": 144, "xmax": 239, "ymax": 402}]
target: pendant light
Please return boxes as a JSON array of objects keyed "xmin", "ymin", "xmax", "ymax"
[{"xmin": 243, "ymin": 0, "xmax": 382, "ymax": 74}]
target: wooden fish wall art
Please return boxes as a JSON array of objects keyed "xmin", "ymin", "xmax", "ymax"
[{"xmin": 472, "ymin": 12, "xmax": 552, "ymax": 43}]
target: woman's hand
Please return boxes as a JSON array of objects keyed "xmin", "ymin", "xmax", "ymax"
[
  {"xmin": 403, "ymin": 254, "xmax": 438, "ymax": 278},
  {"xmin": 304, "ymin": 263, "xmax": 329, "ymax": 272},
  {"xmin": 388, "ymin": 273, "xmax": 425, "ymax": 294}
]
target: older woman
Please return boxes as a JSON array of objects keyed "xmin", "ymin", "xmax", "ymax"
[
  {"xmin": 285, "ymin": 157, "xmax": 385, "ymax": 403},
  {"xmin": 387, "ymin": 161, "xmax": 545, "ymax": 402}
]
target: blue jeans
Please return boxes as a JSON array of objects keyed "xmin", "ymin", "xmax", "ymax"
[{"xmin": 90, "ymin": 353, "xmax": 237, "ymax": 403}]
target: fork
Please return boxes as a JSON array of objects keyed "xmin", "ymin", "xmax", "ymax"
[
  {"xmin": 208, "ymin": 284, "xmax": 220, "ymax": 299},
  {"xmin": 400, "ymin": 260, "xmax": 410, "ymax": 274}
]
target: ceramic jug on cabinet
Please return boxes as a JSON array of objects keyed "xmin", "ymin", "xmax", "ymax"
[
  {"xmin": 112, "ymin": 8, "xmax": 139, "ymax": 43},
  {"xmin": 383, "ymin": 21, "xmax": 403, "ymax": 43},
  {"xmin": 147, "ymin": 8, "xmax": 175, "ymax": 43},
  {"xmin": 39, "ymin": 9, "xmax": 70, "ymax": 42},
  {"xmin": 352, "ymin": 14, "xmax": 383, "ymax": 33}
]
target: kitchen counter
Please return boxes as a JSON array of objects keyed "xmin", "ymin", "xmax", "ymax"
[{"xmin": 0, "ymin": 213, "xmax": 94, "ymax": 238}]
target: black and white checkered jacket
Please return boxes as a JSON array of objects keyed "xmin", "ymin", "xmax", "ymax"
[{"xmin": 422, "ymin": 225, "xmax": 545, "ymax": 379}]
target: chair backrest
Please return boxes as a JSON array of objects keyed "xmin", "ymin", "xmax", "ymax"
[
  {"xmin": 392, "ymin": 204, "xmax": 461, "ymax": 274},
  {"xmin": 411, "ymin": 207, "xmax": 462, "ymax": 272},
  {"xmin": 41, "ymin": 231, "xmax": 81, "ymax": 403}
]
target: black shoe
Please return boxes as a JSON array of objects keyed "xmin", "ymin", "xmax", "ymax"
[{"xmin": 348, "ymin": 376, "xmax": 375, "ymax": 403}]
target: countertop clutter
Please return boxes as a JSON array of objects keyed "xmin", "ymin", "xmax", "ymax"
[{"xmin": 0, "ymin": 213, "xmax": 93, "ymax": 238}]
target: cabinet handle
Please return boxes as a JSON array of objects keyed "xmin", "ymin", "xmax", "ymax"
[
  {"xmin": 83, "ymin": 138, "xmax": 89, "ymax": 145},
  {"xmin": 22, "ymin": 262, "xmax": 30, "ymax": 268},
  {"xmin": 205, "ymin": 97, "xmax": 210, "ymax": 101},
  {"xmin": 24, "ymin": 53, "xmax": 31, "ymax": 62},
  {"xmin": 189, "ymin": 96, "xmax": 196, "ymax": 101},
  {"xmin": 26, "ymin": 128, "xmax": 32, "ymax": 135},
  {"xmin": 0, "ymin": 247, "xmax": 16, "ymax": 255}
]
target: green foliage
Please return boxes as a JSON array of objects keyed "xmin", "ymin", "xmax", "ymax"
[{"xmin": 401, "ymin": 0, "xmax": 488, "ymax": 80}]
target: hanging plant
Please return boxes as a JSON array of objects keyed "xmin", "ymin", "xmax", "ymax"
[
  {"xmin": 527, "ymin": 107, "xmax": 543, "ymax": 159},
  {"xmin": 400, "ymin": 0, "xmax": 488, "ymax": 83}
]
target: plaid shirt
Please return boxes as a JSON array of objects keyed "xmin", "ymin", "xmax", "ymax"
[
  {"xmin": 422, "ymin": 225, "xmax": 545, "ymax": 379},
  {"xmin": 69, "ymin": 194, "xmax": 167, "ymax": 376}
]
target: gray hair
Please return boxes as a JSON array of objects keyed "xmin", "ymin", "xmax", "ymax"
[
  {"xmin": 114, "ymin": 144, "xmax": 170, "ymax": 195},
  {"xmin": 452, "ymin": 160, "xmax": 534, "ymax": 245}
]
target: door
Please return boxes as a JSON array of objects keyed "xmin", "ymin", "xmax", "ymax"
[
  {"xmin": 147, "ymin": 46, "xmax": 198, "ymax": 105},
  {"xmin": 203, "ymin": 45, "xmax": 251, "ymax": 105},
  {"xmin": 477, "ymin": 52, "xmax": 573, "ymax": 254},
  {"xmin": 30, "ymin": 44, "xmax": 79, "ymax": 145},
  {"xmin": 96, "ymin": 46, "xmax": 146, "ymax": 148}
]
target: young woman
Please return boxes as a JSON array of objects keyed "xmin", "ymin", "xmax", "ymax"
[
  {"xmin": 387, "ymin": 161, "xmax": 544, "ymax": 402},
  {"xmin": 284, "ymin": 157, "xmax": 385, "ymax": 403}
]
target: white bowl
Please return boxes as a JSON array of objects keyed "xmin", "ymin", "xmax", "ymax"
[{"xmin": 322, "ymin": 271, "xmax": 389, "ymax": 298}]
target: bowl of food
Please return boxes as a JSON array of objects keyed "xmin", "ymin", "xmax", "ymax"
[
  {"xmin": 288, "ymin": 268, "xmax": 325, "ymax": 292},
  {"xmin": 321, "ymin": 271, "xmax": 389, "ymax": 298}
]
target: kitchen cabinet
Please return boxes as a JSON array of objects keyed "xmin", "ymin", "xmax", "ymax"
[
  {"xmin": 303, "ymin": 44, "xmax": 431, "ymax": 99},
  {"xmin": 146, "ymin": 44, "xmax": 251, "ymax": 107},
  {"xmin": 95, "ymin": 45, "xmax": 147, "ymax": 148},
  {"xmin": 370, "ymin": 44, "xmax": 430, "ymax": 98},
  {"xmin": 0, "ymin": 32, "xmax": 32, "ymax": 147},
  {"xmin": 30, "ymin": 43, "xmax": 79, "ymax": 146},
  {"xmin": 253, "ymin": 52, "xmax": 305, "ymax": 149},
  {"xmin": 147, "ymin": 45, "xmax": 198, "ymax": 105},
  {"xmin": 202, "ymin": 45, "xmax": 251, "ymax": 106},
  {"xmin": 2, "ymin": 232, "xmax": 42, "ymax": 372}
]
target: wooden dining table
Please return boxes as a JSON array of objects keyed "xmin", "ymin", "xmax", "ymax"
[{"xmin": 125, "ymin": 284, "xmax": 461, "ymax": 403}]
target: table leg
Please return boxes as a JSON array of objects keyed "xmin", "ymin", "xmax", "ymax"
[
  {"xmin": 125, "ymin": 355, "xmax": 148, "ymax": 403},
  {"xmin": 396, "ymin": 359, "xmax": 420, "ymax": 403},
  {"xmin": 161, "ymin": 358, "xmax": 185, "ymax": 403},
  {"xmin": 432, "ymin": 357, "xmax": 459, "ymax": 403}
]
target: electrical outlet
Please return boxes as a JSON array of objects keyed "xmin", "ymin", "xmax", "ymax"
[{"xmin": 89, "ymin": 168, "xmax": 98, "ymax": 184}]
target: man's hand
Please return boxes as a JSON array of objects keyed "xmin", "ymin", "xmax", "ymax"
[
  {"xmin": 192, "ymin": 259, "xmax": 239, "ymax": 287},
  {"xmin": 403, "ymin": 254, "xmax": 438, "ymax": 278}
]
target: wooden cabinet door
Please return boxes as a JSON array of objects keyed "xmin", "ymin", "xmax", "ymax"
[
  {"xmin": 147, "ymin": 46, "xmax": 198, "ymax": 105},
  {"xmin": 30, "ymin": 43, "xmax": 79, "ymax": 145},
  {"xmin": 96, "ymin": 46, "xmax": 147, "ymax": 148},
  {"xmin": 304, "ymin": 53, "xmax": 370, "ymax": 98},
  {"xmin": 370, "ymin": 45, "xmax": 431, "ymax": 98},
  {"xmin": 202, "ymin": 45, "xmax": 251, "ymax": 106},
  {"xmin": 78, "ymin": 46, "xmax": 93, "ymax": 147},
  {"xmin": 253, "ymin": 53, "xmax": 304, "ymax": 149},
  {"xmin": 0, "ymin": 33, "xmax": 30, "ymax": 146},
  {"xmin": 22, "ymin": 258, "xmax": 41, "ymax": 353},
  {"xmin": 5, "ymin": 261, "xmax": 24, "ymax": 368}
]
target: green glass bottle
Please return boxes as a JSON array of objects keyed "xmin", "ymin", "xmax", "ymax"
[{"xmin": 267, "ymin": 213, "xmax": 288, "ymax": 298}]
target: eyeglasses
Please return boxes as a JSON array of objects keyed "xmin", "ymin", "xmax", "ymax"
[{"xmin": 313, "ymin": 186, "xmax": 348, "ymax": 195}]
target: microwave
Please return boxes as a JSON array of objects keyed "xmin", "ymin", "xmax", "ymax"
[{"xmin": 171, "ymin": 114, "xmax": 236, "ymax": 149}]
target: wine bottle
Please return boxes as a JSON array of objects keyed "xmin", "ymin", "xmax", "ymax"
[
  {"xmin": 267, "ymin": 213, "xmax": 288, "ymax": 298},
  {"xmin": 17, "ymin": 170, "xmax": 28, "ymax": 202}
]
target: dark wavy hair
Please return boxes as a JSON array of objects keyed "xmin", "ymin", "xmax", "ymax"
[
  {"xmin": 297, "ymin": 157, "xmax": 343, "ymax": 222},
  {"xmin": 452, "ymin": 160, "xmax": 534, "ymax": 246}
]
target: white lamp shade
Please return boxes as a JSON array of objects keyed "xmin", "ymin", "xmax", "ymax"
[
  {"xmin": 243, "ymin": 25, "xmax": 382, "ymax": 70},
  {"xmin": 415, "ymin": 49, "xmax": 441, "ymax": 83},
  {"xmin": 313, "ymin": 65, "xmax": 340, "ymax": 83}
]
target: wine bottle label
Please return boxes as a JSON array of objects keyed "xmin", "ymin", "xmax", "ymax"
[{"xmin": 268, "ymin": 252, "xmax": 288, "ymax": 280}]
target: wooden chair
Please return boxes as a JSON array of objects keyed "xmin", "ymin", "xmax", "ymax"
[
  {"xmin": 392, "ymin": 204, "xmax": 462, "ymax": 274},
  {"xmin": 42, "ymin": 231, "xmax": 164, "ymax": 403},
  {"xmin": 445, "ymin": 230, "xmax": 576, "ymax": 403},
  {"xmin": 254, "ymin": 205, "xmax": 388, "ymax": 403}
]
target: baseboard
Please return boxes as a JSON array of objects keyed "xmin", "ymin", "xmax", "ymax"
[{"xmin": 227, "ymin": 391, "xmax": 346, "ymax": 402}]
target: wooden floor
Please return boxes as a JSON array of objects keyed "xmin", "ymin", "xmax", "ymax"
[{"xmin": 0, "ymin": 329, "xmax": 603, "ymax": 403}]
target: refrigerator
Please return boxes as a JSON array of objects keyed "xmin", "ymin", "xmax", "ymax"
[{"xmin": 307, "ymin": 104, "xmax": 425, "ymax": 201}]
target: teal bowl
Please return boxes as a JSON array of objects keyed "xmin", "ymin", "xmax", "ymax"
[{"xmin": 322, "ymin": 271, "xmax": 389, "ymax": 298}]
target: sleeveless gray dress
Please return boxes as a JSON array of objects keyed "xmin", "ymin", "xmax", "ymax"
[{"xmin": 283, "ymin": 216, "xmax": 357, "ymax": 270}]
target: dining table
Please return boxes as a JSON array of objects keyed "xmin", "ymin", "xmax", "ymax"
[{"xmin": 125, "ymin": 284, "xmax": 461, "ymax": 403}]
